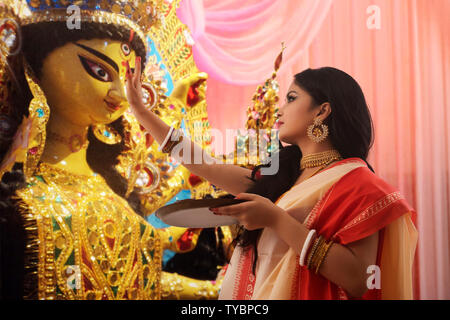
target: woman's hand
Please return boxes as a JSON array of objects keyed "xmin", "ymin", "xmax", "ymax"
[
  {"xmin": 125, "ymin": 56, "xmax": 145, "ymax": 113},
  {"xmin": 210, "ymin": 193, "xmax": 285, "ymax": 231},
  {"xmin": 125, "ymin": 56, "xmax": 208, "ymax": 112}
]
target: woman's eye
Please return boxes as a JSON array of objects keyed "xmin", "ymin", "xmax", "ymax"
[
  {"xmin": 78, "ymin": 55, "xmax": 112, "ymax": 82},
  {"xmin": 286, "ymin": 95, "xmax": 296, "ymax": 102}
]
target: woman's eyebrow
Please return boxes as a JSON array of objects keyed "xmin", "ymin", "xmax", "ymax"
[
  {"xmin": 286, "ymin": 90, "xmax": 298, "ymax": 96},
  {"xmin": 74, "ymin": 43, "xmax": 119, "ymax": 73}
]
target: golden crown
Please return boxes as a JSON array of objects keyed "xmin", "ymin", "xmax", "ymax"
[{"xmin": 1, "ymin": 0, "xmax": 164, "ymax": 49}]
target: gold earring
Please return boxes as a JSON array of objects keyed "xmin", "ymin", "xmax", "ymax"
[
  {"xmin": 92, "ymin": 124, "xmax": 122, "ymax": 145},
  {"xmin": 307, "ymin": 118, "xmax": 329, "ymax": 143}
]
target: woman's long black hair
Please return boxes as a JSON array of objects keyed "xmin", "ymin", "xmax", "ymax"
[
  {"xmin": 235, "ymin": 67, "xmax": 375, "ymax": 273},
  {"xmin": 0, "ymin": 21, "xmax": 147, "ymax": 299}
]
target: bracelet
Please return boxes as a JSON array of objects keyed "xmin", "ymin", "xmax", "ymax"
[
  {"xmin": 158, "ymin": 126, "xmax": 175, "ymax": 152},
  {"xmin": 314, "ymin": 240, "xmax": 333, "ymax": 274},
  {"xmin": 306, "ymin": 235, "xmax": 323, "ymax": 270},
  {"xmin": 299, "ymin": 229, "xmax": 316, "ymax": 266}
]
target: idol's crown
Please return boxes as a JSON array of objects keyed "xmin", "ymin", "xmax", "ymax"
[{"xmin": 5, "ymin": 0, "xmax": 164, "ymax": 44}]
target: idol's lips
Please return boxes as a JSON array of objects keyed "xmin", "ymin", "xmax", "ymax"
[{"xmin": 104, "ymin": 100, "xmax": 121, "ymax": 112}]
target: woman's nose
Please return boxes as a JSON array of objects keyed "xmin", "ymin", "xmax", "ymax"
[{"xmin": 275, "ymin": 106, "xmax": 284, "ymax": 119}]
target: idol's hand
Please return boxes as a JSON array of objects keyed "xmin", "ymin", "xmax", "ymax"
[
  {"xmin": 171, "ymin": 72, "xmax": 208, "ymax": 107},
  {"xmin": 125, "ymin": 56, "xmax": 145, "ymax": 112},
  {"xmin": 209, "ymin": 193, "xmax": 285, "ymax": 231}
]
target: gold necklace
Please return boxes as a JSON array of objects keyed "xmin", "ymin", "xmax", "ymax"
[
  {"xmin": 300, "ymin": 149, "xmax": 342, "ymax": 170},
  {"xmin": 47, "ymin": 131, "xmax": 89, "ymax": 153}
]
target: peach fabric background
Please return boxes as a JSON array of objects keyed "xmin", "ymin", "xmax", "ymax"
[{"xmin": 177, "ymin": 0, "xmax": 449, "ymax": 299}]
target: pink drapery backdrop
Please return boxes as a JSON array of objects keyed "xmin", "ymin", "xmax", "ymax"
[{"xmin": 177, "ymin": 0, "xmax": 450, "ymax": 299}]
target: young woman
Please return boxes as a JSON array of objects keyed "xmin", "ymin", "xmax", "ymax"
[{"xmin": 125, "ymin": 62, "xmax": 418, "ymax": 300}]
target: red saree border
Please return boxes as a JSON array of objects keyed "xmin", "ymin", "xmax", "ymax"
[
  {"xmin": 336, "ymin": 191, "xmax": 403, "ymax": 234},
  {"xmin": 233, "ymin": 248, "xmax": 256, "ymax": 300}
]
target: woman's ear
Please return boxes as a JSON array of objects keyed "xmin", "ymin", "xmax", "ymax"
[{"xmin": 316, "ymin": 102, "xmax": 332, "ymax": 120}]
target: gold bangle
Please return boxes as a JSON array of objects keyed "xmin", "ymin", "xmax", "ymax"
[
  {"xmin": 310, "ymin": 239, "xmax": 325, "ymax": 271},
  {"xmin": 306, "ymin": 236, "xmax": 323, "ymax": 270},
  {"xmin": 314, "ymin": 240, "xmax": 333, "ymax": 274}
]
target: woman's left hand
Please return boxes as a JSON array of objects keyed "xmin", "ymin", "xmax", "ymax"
[{"xmin": 210, "ymin": 193, "xmax": 285, "ymax": 230}]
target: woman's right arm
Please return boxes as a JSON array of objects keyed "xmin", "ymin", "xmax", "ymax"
[
  {"xmin": 126, "ymin": 58, "xmax": 254, "ymax": 195},
  {"xmin": 134, "ymin": 105, "xmax": 254, "ymax": 195}
]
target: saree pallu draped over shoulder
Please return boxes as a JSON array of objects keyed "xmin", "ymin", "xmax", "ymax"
[{"xmin": 219, "ymin": 158, "xmax": 418, "ymax": 300}]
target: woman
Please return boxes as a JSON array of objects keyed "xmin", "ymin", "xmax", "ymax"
[{"xmin": 125, "ymin": 62, "xmax": 418, "ymax": 299}]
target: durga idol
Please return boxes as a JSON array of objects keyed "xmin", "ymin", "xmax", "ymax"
[{"xmin": 0, "ymin": 0, "xmax": 225, "ymax": 300}]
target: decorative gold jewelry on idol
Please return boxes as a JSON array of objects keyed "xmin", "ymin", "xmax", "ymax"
[
  {"xmin": 92, "ymin": 124, "xmax": 122, "ymax": 145},
  {"xmin": 300, "ymin": 150, "xmax": 342, "ymax": 170},
  {"xmin": 22, "ymin": 63, "xmax": 50, "ymax": 178},
  {"xmin": 223, "ymin": 43, "xmax": 286, "ymax": 168},
  {"xmin": 17, "ymin": 162, "xmax": 164, "ymax": 300},
  {"xmin": 47, "ymin": 131, "xmax": 89, "ymax": 152},
  {"xmin": 307, "ymin": 117, "xmax": 329, "ymax": 143}
]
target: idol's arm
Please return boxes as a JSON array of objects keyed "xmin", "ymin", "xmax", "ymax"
[
  {"xmin": 161, "ymin": 271, "xmax": 223, "ymax": 300},
  {"xmin": 159, "ymin": 227, "xmax": 201, "ymax": 253},
  {"xmin": 125, "ymin": 58, "xmax": 253, "ymax": 196}
]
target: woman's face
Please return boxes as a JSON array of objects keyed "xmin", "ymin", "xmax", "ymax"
[
  {"xmin": 39, "ymin": 38, "xmax": 137, "ymax": 126},
  {"xmin": 277, "ymin": 82, "xmax": 318, "ymax": 145}
]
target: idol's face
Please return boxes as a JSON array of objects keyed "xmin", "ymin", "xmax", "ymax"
[
  {"xmin": 277, "ymin": 82, "xmax": 318, "ymax": 145},
  {"xmin": 39, "ymin": 38, "xmax": 137, "ymax": 126}
]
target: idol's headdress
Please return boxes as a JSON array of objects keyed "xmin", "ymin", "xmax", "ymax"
[{"xmin": 6, "ymin": 0, "xmax": 162, "ymax": 47}]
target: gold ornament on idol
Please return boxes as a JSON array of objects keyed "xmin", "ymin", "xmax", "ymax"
[
  {"xmin": 300, "ymin": 149, "xmax": 342, "ymax": 170},
  {"xmin": 92, "ymin": 124, "xmax": 123, "ymax": 144},
  {"xmin": 307, "ymin": 118, "xmax": 329, "ymax": 143},
  {"xmin": 47, "ymin": 131, "xmax": 89, "ymax": 153}
]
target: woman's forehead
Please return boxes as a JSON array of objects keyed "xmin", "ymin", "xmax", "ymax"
[{"xmin": 287, "ymin": 82, "xmax": 303, "ymax": 93}]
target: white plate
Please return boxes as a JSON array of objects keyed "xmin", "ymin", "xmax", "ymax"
[{"xmin": 155, "ymin": 198, "xmax": 246, "ymax": 228}]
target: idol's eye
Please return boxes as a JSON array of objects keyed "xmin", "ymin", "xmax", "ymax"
[
  {"xmin": 78, "ymin": 55, "xmax": 113, "ymax": 82},
  {"xmin": 121, "ymin": 43, "xmax": 131, "ymax": 56}
]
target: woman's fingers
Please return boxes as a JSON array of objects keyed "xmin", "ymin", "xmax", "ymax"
[
  {"xmin": 210, "ymin": 201, "xmax": 250, "ymax": 216},
  {"xmin": 125, "ymin": 68, "xmax": 133, "ymax": 93},
  {"xmin": 234, "ymin": 193, "xmax": 260, "ymax": 201},
  {"xmin": 133, "ymin": 56, "xmax": 142, "ymax": 88}
]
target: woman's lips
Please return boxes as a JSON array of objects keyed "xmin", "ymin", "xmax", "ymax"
[
  {"xmin": 274, "ymin": 120, "xmax": 284, "ymax": 129},
  {"xmin": 104, "ymin": 100, "xmax": 121, "ymax": 112}
]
